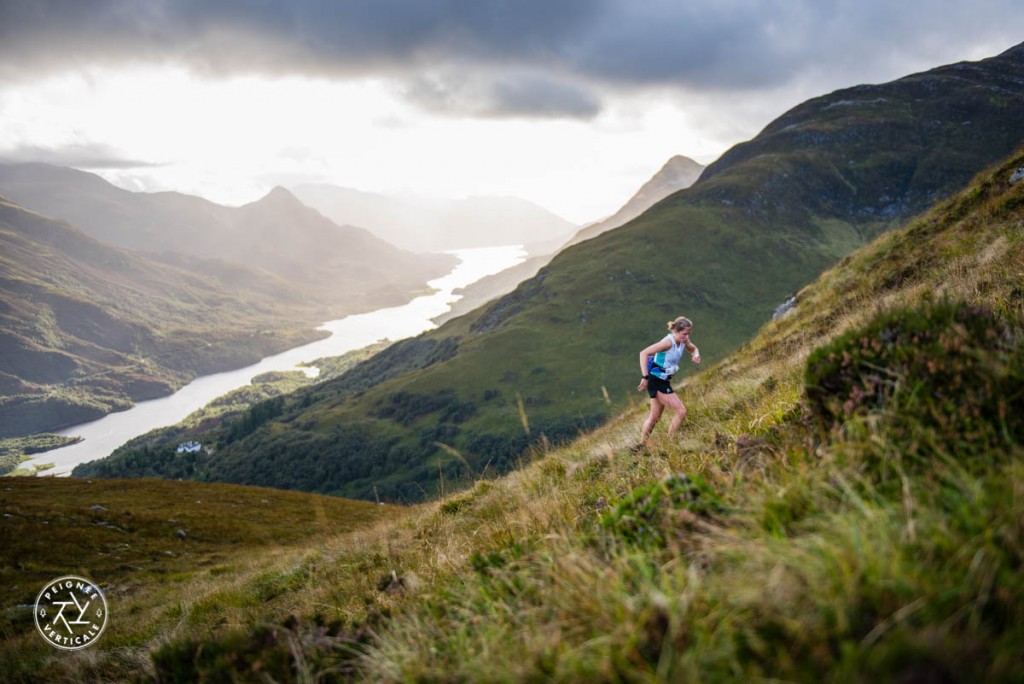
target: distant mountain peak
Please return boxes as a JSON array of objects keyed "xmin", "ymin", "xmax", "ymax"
[
  {"xmin": 243, "ymin": 185, "xmax": 322, "ymax": 219},
  {"xmin": 663, "ymin": 155, "xmax": 704, "ymax": 171},
  {"xmin": 561, "ymin": 153, "xmax": 706, "ymax": 247},
  {"xmin": 257, "ymin": 186, "xmax": 302, "ymax": 206}
]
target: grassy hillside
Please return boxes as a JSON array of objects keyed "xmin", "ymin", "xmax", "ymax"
[
  {"xmin": 0, "ymin": 197, "xmax": 332, "ymax": 441},
  {"xmin": 83, "ymin": 43, "xmax": 1024, "ymax": 502},
  {"xmin": 4, "ymin": 141, "xmax": 1021, "ymax": 683}
]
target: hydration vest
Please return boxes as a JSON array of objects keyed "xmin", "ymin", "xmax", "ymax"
[{"xmin": 646, "ymin": 334, "xmax": 683, "ymax": 380}]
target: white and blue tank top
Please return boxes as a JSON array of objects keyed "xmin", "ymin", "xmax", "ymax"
[{"xmin": 647, "ymin": 334, "xmax": 684, "ymax": 380}]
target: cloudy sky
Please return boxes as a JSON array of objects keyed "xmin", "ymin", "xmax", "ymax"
[{"xmin": 1, "ymin": 1, "xmax": 1022, "ymax": 225}]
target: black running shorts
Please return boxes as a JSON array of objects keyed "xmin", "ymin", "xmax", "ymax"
[{"xmin": 646, "ymin": 375, "xmax": 674, "ymax": 398}]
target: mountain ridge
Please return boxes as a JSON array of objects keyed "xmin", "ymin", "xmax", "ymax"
[
  {"xmin": 563, "ymin": 154, "xmax": 705, "ymax": 248},
  {"xmin": 0, "ymin": 164, "xmax": 456, "ymax": 307}
]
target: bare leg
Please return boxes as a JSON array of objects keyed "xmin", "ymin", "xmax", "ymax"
[
  {"xmin": 640, "ymin": 398, "xmax": 664, "ymax": 444},
  {"xmin": 662, "ymin": 393, "xmax": 688, "ymax": 439},
  {"xmin": 642, "ymin": 392, "xmax": 687, "ymax": 445}
]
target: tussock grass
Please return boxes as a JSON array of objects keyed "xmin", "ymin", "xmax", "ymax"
[
  {"xmin": 3, "ymin": 151, "xmax": 1023, "ymax": 682},
  {"xmin": 352, "ymin": 151, "xmax": 1024, "ymax": 682}
]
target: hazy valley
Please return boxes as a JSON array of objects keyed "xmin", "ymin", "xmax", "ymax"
[{"xmin": 290, "ymin": 184, "xmax": 579, "ymax": 255}]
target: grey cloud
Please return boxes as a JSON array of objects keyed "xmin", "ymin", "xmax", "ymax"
[
  {"xmin": 0, "ymin": 0, "xmax": 598, "ymax": 76},
  {"xmin": 2, "ymin": 0, "xmax": 1023, "ymax": 118},
  {"xmin": 402, "ymin": 69, "xmax": 601, "ymax": 119},
  {"xmin": 489, "ymin": 73, "xmax": 601, "ymax": 119},
  {"xmin": 568, "ymin": 0, "xmax": 1024, "ymax": 91},
  {"xmin": 0, "ymin": 143, "xmax": 160, "ymax": 170}
]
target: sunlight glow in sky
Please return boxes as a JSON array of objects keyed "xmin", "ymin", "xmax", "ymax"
[
  {"xmin": 1, "ymin": 1, "xmax": 1022, "ymax": 225},
  {"xmin": 0, "ymin": 66, "xmax": 734, "ymax": 223}
]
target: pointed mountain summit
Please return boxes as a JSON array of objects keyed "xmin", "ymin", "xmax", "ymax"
[
  {"xmin": 256, "ymin": 185, "xmax": 307, "ymax": 208},
  {"xmin": 565, "ymin": 155, "xmax": 706, "ymax": 248},
  {"xmin": 626, "ymin": 155, "xmax": 705, "ymax": 211},
  {"xmin": 233, "ymin": 185, "xmax": 449, "ymax": 302}
]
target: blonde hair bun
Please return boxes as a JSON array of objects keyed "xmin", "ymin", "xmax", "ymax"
[{"xmin": 666, "ymin": 316, "xmax": 693, "ymax": 332}]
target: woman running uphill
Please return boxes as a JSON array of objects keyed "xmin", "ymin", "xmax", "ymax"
[{"xmin": 637, "ymin": 316, "xmax": 701, "ymax": 447}]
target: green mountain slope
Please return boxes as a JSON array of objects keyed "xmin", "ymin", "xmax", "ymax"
[
  {"xmin": 0, "ymin": 197, "xmax": 330, "ymax": 438},
  {"xmin": 79, "ymin": 43, "xmax": 1024, "ymax": 502},
  {"xmin": 9, "ymin": 136, "xmax": 1023, "ymax": 684}
]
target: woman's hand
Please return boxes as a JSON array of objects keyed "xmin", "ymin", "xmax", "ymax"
[{"xmin": 637, "ymin": 377, "xmax": 648, "ymax": 392}]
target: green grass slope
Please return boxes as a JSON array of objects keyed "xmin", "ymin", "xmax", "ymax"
[
  {"xmin": 85, "ymin": 42, "xmax": 1024, "ymax": 502},
  {"xmin": 0, "ymin": 477, "xmax": 404, "ymax": 682},
  {"xmin": 6, "ymin": 138, "xmax": 1022, "ymax": 684},
  {"xmin": 345, "ymin": 147, "xmax": 1023, "ymax": 684},
  {"xmin": 0, "ymin": 197, "xmax": 329, "ymax": 440}
]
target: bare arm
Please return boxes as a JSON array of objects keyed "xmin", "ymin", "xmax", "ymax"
[
  {"xmin": 637, "ymin": 338, "xmax": 672, "ymax": 391},
  {"xmin": 639, "ymin": 338, "xmax": 672, "ymax": 377},
  {"xmin": 685, "ymin": 339, "xmax": 701, "ymax": 364}
]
